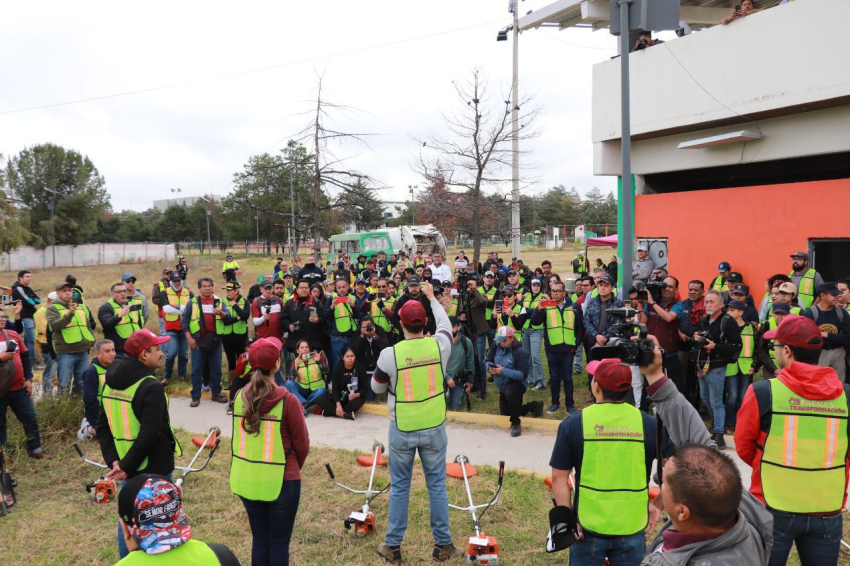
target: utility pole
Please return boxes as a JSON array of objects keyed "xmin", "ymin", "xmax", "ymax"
[
  {"xmin": 510, "ymin": 0, "xmax": 521, "ymax": 260},
  {"xmin": 617, "ymin": 0, "xmax": 634, "ymax": 294},
  {"xmin": 43, "ymin": 186, "xmax": 57, "ymax": 267},
  {"xmin": 408, "ymin": 185, "xmax": 417, "ymax": 224}
]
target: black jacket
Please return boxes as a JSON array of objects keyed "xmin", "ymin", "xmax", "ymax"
[
  {"xmin": 281, "ymin": 294, "xmax": 326, "ymax": 351},
  {"xmin": 689, "ymin": 311, "xmax": 743, "ymax": 369},
  {"xmin": 97, "ymin": 301, "xmax": 143, "ymax": 353},
  {"xmin": 96, "ymin": 356, "xmax": 178, "ymax": 477},
  {"xmin": 298, "ymin": 263, "xmax": 325, "ymax": 287},
  {"xmin": 393, "ymin": 292, "xmax": 436, "ymax": 336},
  {"xmin": 12, "ymin": 282, "xmax": 40, "ymax": 319},
  {"xmin": 351, "ymin": 331, "xmax": 389, "ymax": 373}
]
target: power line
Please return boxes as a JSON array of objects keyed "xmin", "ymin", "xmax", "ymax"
[{"xmin": 0, "ymin": 19, "xmax": 504, "ymax": 116}]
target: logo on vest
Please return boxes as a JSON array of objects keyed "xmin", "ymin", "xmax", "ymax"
[
  {"xmin": 592, "ymin": 424, "xmax": 641, "ymax": 438},
  {"xmin": 403, "ymin": 355, "xmax": 441, "ymax": 366},
  {"xmin": 787, "ymin": 396, "xmax": 847, "ymax": 415}
]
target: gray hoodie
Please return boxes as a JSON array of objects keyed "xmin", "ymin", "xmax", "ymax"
[{"xmin": 643, "ymin": 379, "xmax": 773, "ymax": 565}]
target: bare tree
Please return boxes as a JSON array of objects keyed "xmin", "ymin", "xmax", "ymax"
[{"xmin": 413, "ymin": 68, "xmax": 540, "ymax": 264}]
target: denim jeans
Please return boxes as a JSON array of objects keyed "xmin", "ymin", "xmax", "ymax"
[
  {"xmin": 573, "ymin": 340, "xmax": 584, "ymax": 374},
  {"xmin": 768, "ymin": 510, "xmax": 842, "ymax": 566},
  {"xmin": 568, "ymin": 532, "xmax": 645, "ymax": 566},
  {"xmin": 448, "ymin": 383, "xmax": 466, "ymax": 409},
  {"xmin": 0, "ymin": 387, "xmax": 44, "ymax": 453},
  {"xmin": 21, "ymin": 318, "xmax": 36, "ymax": 364},
  {"xmin": 522, "ymin": 328, "xmax": 544, "ymax": 386},
  {"xmin": 57, "ymin": 350, "xmax": 90, "ymax": 395},
  {"xmin": 39, "ymin": 344, "xmax": 57, "ymax": 381},
  {"xmin": 241, "ymin": 480, "xmax": 302, "ymax": 566},
  {"xmin": 699, "ymin": 367, "xmax": 726, "ymax": 434},
  {"xmin": 164, "ymin": 331, "xmax": 189, "ymax": 380},
  {"xmin": 283, "ymin": 382, "xmax": 326, "ymax": 410},
  {"xmin": 475, "ymin": 329, "xmax": 495, "ymax": 394},
  {"xmin": 158, "ymin": 317, "xmax": 165, "ymax": 336},
  {"xmin": 546, "ymin": 350, "xmax": 575, "ymax": 410},
  {"xmin": 724, "ymin": 371, "xmax": 752, "ymax": 428},
  {"xmin": 386, "ymin": 422, "xmax": 452, "ymax": 547},
  {"xmin": 190, "ymin": 342, "xmax": 222, "ymax": 399},
  {"xmin": 329, "ymin": 335, "xmax": 352, "ymax": 369}
]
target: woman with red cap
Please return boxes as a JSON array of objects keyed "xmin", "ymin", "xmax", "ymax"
[{"xmin": 229, "ymin": 337, "xmax": 309, "ymax": 566}]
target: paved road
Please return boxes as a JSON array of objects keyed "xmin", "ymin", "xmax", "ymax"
[{"xmin": 169, "ymin": 397, "xmax": 753, "ymax": 489}]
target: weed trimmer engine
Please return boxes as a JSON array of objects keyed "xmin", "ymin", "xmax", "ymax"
[
  {"xmin": 325, "ymin": 441, "xmax": 390, "ymax": 538},
  {"xmin": 447, "ymin": 456, "xmax": 505, "ymax": 565},
  {"xmin": 86, "ymin": 477, "xmax": 118, "ymax": 503}
]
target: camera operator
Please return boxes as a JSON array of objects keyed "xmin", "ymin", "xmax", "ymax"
[
  {"xmin": 644, "ymin": 276, "xmax": 685, "ymax": 392},
  {"xmin": 446, "ymin": 316, "xmax": 476, "ymax": 410},
  {"xmin": 631, "ymin": 30, "xmax": 662, "ymax": 52},
  {"xmin": 688, "ymin": 290, "xmax": 742, "ymax": 449},
  {"xmin": 677, "ymin": 280, "xmax": 706, "ymax": 408},
  {"xmin": 583, "ymin": 276, "xmax": 625, "ymax": 349},
  {"xmin": 362, "ymin": 278, "xmax": 397, "ymax": 344},
  {"xmin": 251, "ymin": 279, "xmax": 284, "ymax": 341},
  {"xmin": 282, "ymin": 278, "xmax": 325, "ymax": 361},
  {"xmin": 324, "ymin": 277, "xmax": 360, "ymax": 369},
  {"xmin": 99, "ymin": 282, "xmax": 145, "ymax": 356},
  {"xmin": 392, "ymin": 275, "xmax": 436, "ymax": 336},
  {"xmin": 486, "ymin": 326, "xmax": 543, "ymax": 437},
  {"xmin": 351, "ymin": 316, "xmax": 389, "ymax": 401},
  {"xmin": 460, "ymin": 276, "xmax": 489, "ymax": 397},
  {"xmin": 317, "ymin": 347, "xmax": 367, "ymax": 419}
]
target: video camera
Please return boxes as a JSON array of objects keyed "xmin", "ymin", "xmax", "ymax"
[
  {"xmin": 634, "ymin": 281, "xmax": 665, "ymax": 304},
  {"xmin": 589, "ymin": 308, "xmax": 655, "ymax": 367},
  {"xmin": 261, "ymin": 298, "xmax": 275, "ymax": 314}
]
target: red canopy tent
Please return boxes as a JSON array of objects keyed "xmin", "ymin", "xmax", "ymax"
[{"xmin": 586, "ymin": 234, "xmax": 618, "ymax": 248}]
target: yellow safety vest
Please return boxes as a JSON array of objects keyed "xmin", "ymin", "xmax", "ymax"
[
  {"xmin": 727, "ymin": 323, "xmax": 756, "ymax": 376},
  {"xmin": 107, "ymin": 299, "xmax": 143, "ymax": 339},
  {"xmin": 791, "ymin": 268, "xmax": 817, "ymax": 308},
  {"xmin": 295, "ymin": 359, "xmax": 324, "ymax": 391},
  {"xmin": 222, "ymin": 261, "xmax": 239, "ymax": 271},
  {"xmin": 392, "ymin": 338, "xmax": 446, "ymax": 432},
  {"xmin": 230, "ymin": 391, "xmax": 285, "ymax": 501},
  {"xmin": 52, "ymin": 304, "xmax": 95, "ymax": 344},
  {"xmin": 93, "ymin": 361, "xmax": 107, "ymax": 402},
  {"xmin": 188, "ymin": 298, "xmax": 225, "ymax": 335},
  {"xmin": 522, "ymin": 293, "xmax": 544, "ymax": 330},
  {"xmin": 164, "ymin": 287, "xmax": 191, "ymax": 322},
  {"xmin": 331, "ymin": 295, "xmax": 356, "ymax": 334},
  {"xmin": 371, "ymin": 298, "xmax": 393, "ymax": 333},
  {"xmin": 543, "ymin": 305, "xmax": 577, "ymax": 347},
  {"xmin": 478, "ymin": 286, "xmax": 498, "ymax": 321},
  {"xmin": 116, "ymin": 539, "xmax": 220, "ymax": 565},
  {"xmin": 222, "ymin": 296, "xmax": 248, "ymax": 336},
  {"xmin": 493, "ymin": 309, "xmax": 523, "ymax": 343},
  {"xmin": 126, "ymin": 293, "xmax": 145, "ymax": 325},
  {"xmin": 711, "ymin": 276, "xmax": 726, "ymax": 292}
]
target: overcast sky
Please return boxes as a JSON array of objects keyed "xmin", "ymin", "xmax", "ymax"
[{"xmin": 0, "ymin": 1, "xmax": 620, "ymax": 212}]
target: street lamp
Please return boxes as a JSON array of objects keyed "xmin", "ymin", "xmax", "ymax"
[
  {"xmin": 43, "ymin": 186, "xmax": 57, "ymax": 267},
  {"xmin": 170, "ymin": 187, "xmax": 182, "ymax": 210},
  {"xmin": 255, "ymin": 213, "xmax": 260, "ymax": 243},
  {"xmin": 198, "ymin": 197, "xmax": 213, "ymax": 265},
  {"xmin": 498, "ymin": 0, "xmax": 521, "ymax": 260},
  {"xmin": 408, "ymin": 184, "xmax": 418, "ymax": 225}
]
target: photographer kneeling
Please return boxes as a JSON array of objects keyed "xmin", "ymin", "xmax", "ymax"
[
  {"xmin": 446, "ymin": 316, "xmax": 476, "ymax": 410},
  {"xmin": 317, "ymin": 347, "xmax": 366, "ymax": 420},
  {"xmin": 485, "ymin": 326, "xmax": 543, "ymax": 437}
]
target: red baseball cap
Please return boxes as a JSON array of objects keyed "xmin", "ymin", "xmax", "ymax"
[
  {"xmin": 762, "ymin": 314, "xmax": 823, "ymax": 349},
  {"xmin": 586, "ymin": 358, "xmax": 632, "ymax": 393},
  {"xmin": 125, "ymin": 329, "xmax": 170, "ymax": 357},
  {"xmin": 399, "ymin": 301, "xmax": 427, "ymax": 326},
  {"xmin": 248, "ymin": 337, "xmax": 283, "ymax": 371}
]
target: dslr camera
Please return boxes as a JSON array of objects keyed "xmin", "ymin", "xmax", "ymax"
[
  {"xmin": 261, "ymin": 298, "xmax": 275, "ymax": 314},
  {"xmin": 589, "ymin": 308, "xmax": 656, "ymax": 367},
  {"xmin": 453, "ymin": 369, "xmax": 474, "ymax": 387},
  {"xmin": 291, "ymin": 321, "xmax": 302, "ymax": 332},
  {"xmin": 634, "ymin": 281, "xmax": 665, "ymax": 304}
]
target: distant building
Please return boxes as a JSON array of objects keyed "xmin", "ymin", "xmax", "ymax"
[
  {"xmin": 152, "ymin": 195, "xmax": 220, "ymax": 212},
  {"xmin": 381, "ymin": 201, "xmax": 406, "ymax": 222}
]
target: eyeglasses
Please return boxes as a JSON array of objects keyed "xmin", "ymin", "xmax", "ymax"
[
  {"xmin": 501, "ymin": 293, "xmax": 514, "ymax": 298},
  {"xmin": 116, "ymin": 289, "xmax": 128, "ymax": 293}
]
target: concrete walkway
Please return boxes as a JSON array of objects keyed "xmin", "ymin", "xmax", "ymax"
[{"xmin": 169, "ymin": 397, "xmax": 754, "ymax": 489}]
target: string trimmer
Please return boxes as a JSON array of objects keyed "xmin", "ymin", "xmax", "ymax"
[
  {"xmin": 448, "ymin": 456, "xmax": 505, "ymax": 565},
  {"xmin": 325, "ymin": 441, "xmax": 390, "ymax": 537}
]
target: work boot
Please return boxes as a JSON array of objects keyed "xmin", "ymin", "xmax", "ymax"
[
  {"xmin": 713, "ymin": 433, "xmax": 727, "ymax": 450},
  {"xmin": 532, "ymin": 400, "xmax": 544, "ymax": 418},
  {"xmin": 190, "ymin": 398, "xmax": 200, "ymax": 408},
  {"xmin": 29, "ymin": 451, "xmax": 53, "ymax": 460},
  {"xmin": 533, "ymin": 382, "xmax": 547, "ymax": 391},
  {"xmin": 511, "ymin": 424, "xmax": 522, "ymax": 437},
  {"xmin": 432, "ymin": 543, "xmax": 464, "ymax": 562},
  {"xmin": 378, "ymin": 544, "xmax": 403, "ymax": 565},
  {"xmin": 211, "ymin": 395, "xmax": 228, "ymax": 404}
]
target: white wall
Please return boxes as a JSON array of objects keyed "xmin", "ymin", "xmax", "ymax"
[{"xmin": 0, "ymin": 243, "xmax": 176, "ymax": 271}]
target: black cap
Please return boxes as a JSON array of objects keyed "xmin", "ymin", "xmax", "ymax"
[
  {"xmin": 507, "ymin": 269, "xmax": 518, "ymax": 276},
  {"xmin": 731, "ymin": 283, "xmax": 749, "ymax": 296},
  {"xmin": 442, "ymin": 280, "xmax": 452, "ymax": 286},
  {"xmin": 261, "ymin": 279, "xmax": 273, "ymax": 288},
  {"xmin": 501, "ymin": 285, "xmax": 516, "ymax": 294},
  {"xmin": 727, "ymin": 300, "xmax": 746, "ymax": 311},
  {"xmin": 817, "ymin": 282, "xmax": 840, "ymax": 295},
  {"xmin": 169, "ymin": 272, "xmax": 182, "ymax": 281},
  {"xmin": 726, "ymin": 272, "xmax": 743, "ymax": 283},
  {"xmin": 790, "ymin": 251, "xmax": 809, "ymax": 260},
  {"xmin": 772, "ymin": 303, "xmax": 791, "ymax": 314},
  {"xmin": 598, "ymin": 276, "xmax": 616, "ymax": 286},
  {"xmin": 407, "ymin": 275, "xmax": 421, "ymax": 285}
]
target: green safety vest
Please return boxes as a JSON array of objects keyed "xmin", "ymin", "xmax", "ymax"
[
  {"xmin": 230, "ymin": 390, "xmax": 286, "ymax": 501},
  {"xmin": 578, "ymin": 403, "xmax": 648, "ymax": 536},
  {"xmin": 493, "ymin": 309, "xmax": 523, "ymax": 343},
  {"xmin": 447, "ymin": 298, "xmax": 459, "ymax": 317},
  {"xmin": 727, "ymin": 323, "xmax": 756, "ymax": 376},
  {"xmin": 222, "ymin": 296, "xmax": 247, "ymax": 336},
  {"xmin": 573, "ymin": 256, "xmax": 588, "ymax": 274},
  {"xmin": 760, "ymin": 379, "xmax": 849, "ymax": 514},
  {"xmin": 107, "ymin": 299, "xmax": 144, "ymax": 339},
  {"xmin": 52, "ymin": 304, "xmax": 95, "ymax": 344},
  {"xmin": 766, "ymin": 316, "xmax": 779, "ymax": 364},
  {"xmin": 791, "ymin": 268, "xmax": 817, "ymax": 308},
  {"xmin": 392, "ymin": 338, "xmax": 446, "ymax": 432},
  {"xmin": 295, "ymin": 359, "xmax": 324, "ymax": 391},
  {"xmin": 188, "ymin": 298, "xmax": 225, "ymax": 335},
  {"xmin": 101, "ymin": 376, "xmax": 182, "ymax": 471},
  {"xmin": 371, "ymin": 297, "xmax": 394, "ymax": 333},
  {"xmin": 543, "ymin": 305, "xmax": 577, "ymax": 347},
  {"xmin": 711, "ymin": 276, "xmax": 726, "ymax": 292},
  {"xmin": 163, "ymin": 287, "xmax": 190, "ymax": 322},
  {"xmin": 116, "ymin": 539, "xmax": 220, "ymax": 565},
  {"xmin": 93, "ymin": 361, "xmax": 107, "ymax": 402},
  {"xmin": 478, "ymin": 286, "xmax": 498, "ymax": 320},
  {"xmin": 570, "ymin": 293, "xmax": 579, "ymax": 303},
  {"xmin": 331, "ymin": 295, "xmax": 356, "ymax": 333},
  {"xmin": 127, "ymin": 293, "xmax": 145, "ymax": 324},
  {"xmin": 522, "ymin": 293, "xmax": 544, "ymax": 330},
  {"xmin": 222, "ymin": 261, "xmax": 239, "ymax": 271}
]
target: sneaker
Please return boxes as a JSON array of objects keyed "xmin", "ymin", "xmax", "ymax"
[
  {"xmin": 378, "ymin": 544, "xmax": 403, "ymax": 565},
  {"xmin": 202, "ymin": 384, "xmax": 211, "ymax": 392},
  {"xmin": 343, "ymin": 412, "xmax": 355, "ymax": 421},
  {"xmin": 533, "ymin": 383, "xmax": 547, "ymax": 391},
  {"xmin": 567, "ymin": 406, "xmax": 578, "ymax": 416},
  {"xmin": 432, "ymin": 543, "xmax": 464, "ymax": 562},
  {"xmin": 724, "ymin": 425, "xmax": 734, "ymax": 435},
  {"xmin": 531, "ymin": 400, "xmax": 544, "ymax": 418},
  {"xmin": 190, "ymin": 398, "xmax": 200, "ymax": 408},
  {"xmin": 510, "ymin": 424, "xmax": 522, "ymax": 437},
  {"xmin": 713, "ymin": 433, "xmax": 727, "ymax": 450},
  {"xmin": 29, "ymin": 451, "xmax": 54, "ymax": 460},
  {"xmin": 303, "ymin": 407, "xmax": 309, "ymax": 417},
  {"xmin": 547, "ymin": 404, "xmax": 560, "ymax": 414},
  {"xmin": 211, "ymin": 395, "xmax": 228, "ymax": 404},
  {"xmin": 226, "ymin": 402, "xmax": 234, "ymax": 416}
]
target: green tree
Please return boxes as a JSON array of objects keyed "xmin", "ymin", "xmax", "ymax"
[
  {"xmin": 336, "ymin": 180, "xmax": 386, "ymax": 231},
  {"xmin": 5, "ymin": 143, "xmax": 110, "ymax": 246},
  {"xmin": 0, "ymin": 153, "xmax": 29, "ymax": 253},
  {"xmin": 580, "ymin": 187, "xmax": 616, "ymax": 228}
]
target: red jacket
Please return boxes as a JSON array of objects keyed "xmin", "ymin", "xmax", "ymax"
[{"xmin": 735, "ymin": 361, "xmax": 848, "ymax": 508}]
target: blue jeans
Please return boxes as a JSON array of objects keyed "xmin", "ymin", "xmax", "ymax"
[
  {"xmin": 158, "ymin": 317, "xmax": 165, "ymax": 336},
  {"xmin": 546, "ymin": 350, "xmax": 575, "ymax": 410},
  {"xmin": 21, "ymin": 318, "xmax": 36, "ymax": 364},
  {"xmin": 724, "ymin": 371, "xmax": 751, "ymax": 428},
  {"xmin": 568, "ymin": 532, "xmax": 645, "ymax": 566},
  {"xmin": 0, "ymin": 387, "xmax": 44, "ymax": 453},
  {"xmin": 768, "ymin": 510, "xmax": 842, "ymax": 566},
  {"xmin": 699, "ymin": 367, "xmax": 726, "ymax": 434},
  {"xmin": 448, "ymin": 383, "xmax": 466, "ymax": 409},
  {"xmin": 240, "ymin": 480, "xmax": 302, "ymax": 566},
  {"xmin": 164, "ymin": 331, "xmax": 189, "ymax": 380},
  {"xmin": 522, "ymin": 328, "xmax": 544, "ymax": 386},
  {"xmin": 475, "ymin": 329, "xmax": 496, "ymax": 394},
  {"xmin": 190, "ymin": 342, "xmax": 222, "ymax": 399},
  {"xmin": 329, "ymin": 335, "xmax": 352, "ymax": 369},
  {"xmin": 284, "ymin": 382, "xmax": 326, "ymax": 410},
  {"xmin": 57, "ymin": 350, "xmax": 89, "ymax": 395},
  {"xmin": 386, "ymin": 422, "xmax": 452, "ymax": 547},
  {"xmin": 40, "ymin": 345, "xmax": 57, "ymax": 381},
  {"xmin": 573, "ymin": 341, "xmax": 584, "ymax": 373}
]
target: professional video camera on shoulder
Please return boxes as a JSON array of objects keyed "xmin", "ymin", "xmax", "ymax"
[
  {"xmin": 633, "ymin": 280, "xmax": 666, "ymax": 304},
  {"xmin": 589, "ymin": 307, "xmax": 656, "ymax": 367}
]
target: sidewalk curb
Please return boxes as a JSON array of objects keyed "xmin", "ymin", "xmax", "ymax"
[{"xmin": 359, "ymin": 404, "xmax": 561, "ymax": 434}]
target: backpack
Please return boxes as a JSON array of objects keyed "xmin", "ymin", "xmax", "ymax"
[
  {"xmin": 0, "ymin": 331, "xmax": 17, "ymax": 397},
  {"xmin": 807, "ymin": 306, "xmax": 846, "ymax": 325}
]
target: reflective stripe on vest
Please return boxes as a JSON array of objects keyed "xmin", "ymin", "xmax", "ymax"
[
  {"xmin": 295, "ymin": 360, "xmax": 324, "ymax": 391},
  {"xmin": 188, "ymin": 298, "xmax": 225, "ymax": 335},
  {"xmin": 711, "ymin": 276, "xmax": 726, "ymax": 292},
  {"xmin": 164, "ymin": 287, "xmax": 191, "ymax": 322},
  {"xmin": 479, "ymin": 286, "xmax": 497, "ymax": 320},
  {"xmin": 578, "ymin": 403, "xmax": 648, "ymax": 536},
  {"xmin": 791, "ymin": 268, "xmax": 817, "ymax": 308},
  {"xmin": 727, "ymin": 323, "xmax": 756, "ymax": 376},
  {"xmin": 101, "ymin": 376, "xmax": 182, "ymax": 471},
  {"xmin": 116, "ymin": 539, "xmax": 220, "ymax": 565},
  {"xmin": 332, "ymin": 296, "xmax": 355, "ymax": 333},
  {"xmin": 760, "ymin": 379, "xmax": 849, "ymax": 514},
  {"xmin": 94, "ymin": 362, "xmax": 107, "ymax": 402},
  {"xmin": 107, "ymin": 299, "xmax": 143, "ymax": 339},
  {"xmin": 222, "ymin": 296, "xmax": 247, "ymax": 335},
  {"xmin": 392, "ymin": 338, "xmax": 446, "ymax": 432},
  {"xmin": 522, "ymin": 293, "xmax": 543, "ymax": 329},
  {"xmin": 53, "ymin": 304, "xmax": 95, "ymax": 344},
  {"xmin": 126, "ymin": 293, "xmax": 145, "ymax": 325},
  {"xmin": 544, "ymin": 305, "xmax": 576, "ymax": 347},
  {"xmin": 230, "ymin": 391, "xmax": 286, "ymax": 501},
  {"xmin": 371, "ymin": 299, "xmax": 392, "ymax": 332},
  {"xmin": 448, "ymin": 298, "xmax": 459, "ymax": 317},
  {"xmin": 767, "ymin": 316, "xmax": 779, "ymax": 363},
  {"xmin": 574, "ymin": 257, "xmax": 588, "ymax": 274},
  {"xmin": 494, "ymin": 311, "xmax": 522, "ymax": 343}
]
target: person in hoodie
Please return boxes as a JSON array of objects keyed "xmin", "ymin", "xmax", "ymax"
[
  {"xmin": 96, "ymin": 329, "xmax": 183, "ymax": 559},
  {"xmin": 230, "ymin": 337, "xmax": 309, "ymax": 566},
  {"xmin": 485, "ymin": 325, "xmax": 543, "ymax": 437},
  {"xmin": 736, "ymin": 314, "xmax": 850, "ymax": 566},
  {"xmin": 297, "ymin": 255, "xmax": 325, "ymax": 288}
]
